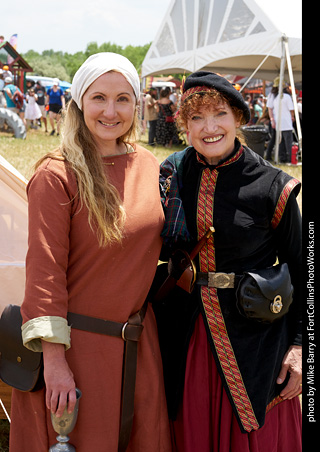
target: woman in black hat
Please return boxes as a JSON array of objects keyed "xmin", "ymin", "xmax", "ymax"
[{"xmin": 154, "ymin": 71, "xmax": 302, "ymax": 451}]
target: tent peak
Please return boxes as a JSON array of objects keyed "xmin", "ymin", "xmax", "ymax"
[{"xmin": 141, "ymin": 0, "xmax": 301, "ymax": 80}]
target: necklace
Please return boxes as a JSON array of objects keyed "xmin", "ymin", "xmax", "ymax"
[{"xmin": 102, "ymin": 144, "xmax": 135, "ymax": 165}]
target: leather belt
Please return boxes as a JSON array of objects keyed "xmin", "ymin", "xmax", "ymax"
[
  {"xmin": 67, "ymin": 313, "xmax": 144, "ymax": 342},
  {"xmin": 67, "ymin": 299, "xmax": 148, "ymax": 452},
  {"xmin": 196, "ymin": 272, "xmax": 241, "ymax": 289}
]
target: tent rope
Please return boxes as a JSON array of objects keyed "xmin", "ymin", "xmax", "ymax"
[
  {"xmin": 239, "ymin": 40, "xmax": 279, "ymax": 93},
  {"xmin": 0, "ymin": 397, "xmax": 11, "ymax": 423}
]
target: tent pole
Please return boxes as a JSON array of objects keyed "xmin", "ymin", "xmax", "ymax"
[
  {"xmin": 284, "ymin": 39, "xmax": 302, "ymax": 155},
  {"xmin": 140, "ymin": 77, "xmax": 146, "ymax": 138},
  {"xmin": 274, "ymin": 35, "xmax": 286, "ymax": 164}
]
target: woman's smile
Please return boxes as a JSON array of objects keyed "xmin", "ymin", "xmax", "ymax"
[
  {"xmin": 98, "ymin": 120, "xmax": 121, "ymax": 128},
  {"xmin": 203, "ymin": 135, "xmax": 224, "ymax": 143}
]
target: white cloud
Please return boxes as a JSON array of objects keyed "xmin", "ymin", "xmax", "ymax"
[{"xmin": 1, "ymin": 0, "xmax": 172, "ymax": 53}]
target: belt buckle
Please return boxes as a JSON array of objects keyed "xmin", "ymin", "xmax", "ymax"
[
  {"xmin": 208, "ymin": 272, "xmax": 235, "ymax": 289},
  {"xmin": 122, "ymin": 322, "xmax": 129, "ymax": 341}
]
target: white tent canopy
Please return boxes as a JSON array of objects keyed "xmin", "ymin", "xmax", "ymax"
[
  {"xmin": 141, "ymin": 0, "xmax": 302, "ymax": 81},
  {"xmin": 0, "ymin": 155, "xmax": 27, "ymax": 314}
]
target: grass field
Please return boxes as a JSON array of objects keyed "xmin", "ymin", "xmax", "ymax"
[
  {"xmin": 0, "ymin": 126, "xmax": 302, "ymax": 216},
  {"xmin": 0, "ymin": 126, "xmax": 302, "ymax": 450},
  {"xmin": 0, "ymin": 126, "xmax": 302, "ymax": 187}
]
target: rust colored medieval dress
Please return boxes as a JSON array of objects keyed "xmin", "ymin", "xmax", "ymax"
[{"xmin": 9, "ymin": 145, "xmax": 172, "ymax": 452}]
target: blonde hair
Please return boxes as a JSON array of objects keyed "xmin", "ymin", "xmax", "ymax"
[{"xmin": 35, "ymin": 99, "xmax": 139, "ymax": 246}]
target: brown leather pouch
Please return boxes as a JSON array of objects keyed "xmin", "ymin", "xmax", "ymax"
[{"xmin": 168, "ymin": 249, "xmax": 197, "ymax": 293}]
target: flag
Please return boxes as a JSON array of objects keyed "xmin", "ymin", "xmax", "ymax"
[
  {"xmin": 7, "ymin": 34, "xmax": 18, "ymax": 64},
  {"xmin": 9, "ymin": 34, "xmax": 18, "ymax": 50}
]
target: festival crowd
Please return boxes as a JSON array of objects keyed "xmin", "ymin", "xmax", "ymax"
[
  {"xmin": 1, "ymin": 65, "xmax": 301, "ymax": 165},
  {"xmin": 0, "ymin": 67, "xmax": 71, "ymax": 136}
]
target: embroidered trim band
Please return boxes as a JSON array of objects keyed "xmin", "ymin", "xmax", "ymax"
[
  {"xmin": 197, "ymin": 166, "xmax": 260, "ymax": 432},
  {"xmin": 271, "ymin": 178, "xmax": 300, "ymax": 229},
  {"xmin": 195, "ymin": 146, "xmax": 244, "ymax": 168},
  {"xmin": 181, "ymin": 86, "xmax": 213, "ymax": 104},
  {"xmin": 266, "ymin": 395, "xmax": 283, "ymax": 414}
]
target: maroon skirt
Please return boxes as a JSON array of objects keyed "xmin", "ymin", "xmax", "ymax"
[{"xmin": 171, "ymin": 315, "xmax": 302, "ymax": 452}]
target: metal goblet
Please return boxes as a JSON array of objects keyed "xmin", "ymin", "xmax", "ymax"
[{"xmin": 49, "ymin": 388, "xmax": 82, "ymax": 452}]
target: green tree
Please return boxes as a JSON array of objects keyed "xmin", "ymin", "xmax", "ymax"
[
  {"xmin": 21, "ymin": 41, "xmax": 151, "ymax": 82},
  {"xmin": 27, "ymin": 56, "xmax": 71, "ymax": 81},
  {"xmin": 63, "ymin": 52, "xmax": 87, "ymax": 79},
  {"xmin": 123, "ymin": 43, "xmax": 151, "ymax": 73},
  {"xmin": 98, "ymin": 42, "xmax": 123, "ymax": 55}
]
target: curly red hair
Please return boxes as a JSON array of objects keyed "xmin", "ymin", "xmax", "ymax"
[{"xmin": 176, "ymin": 89, "xmax": 246, "ymax": 131}]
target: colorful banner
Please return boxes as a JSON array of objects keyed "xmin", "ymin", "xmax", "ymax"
[
  {"xmin": 7, "ymin": 34, "xmax": 18, "ymax": 64},
  {"xmin": 9, "ymin": 34, "xmax": 18, "ymax": 49}
]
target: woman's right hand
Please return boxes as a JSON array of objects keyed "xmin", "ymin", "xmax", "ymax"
[{"xmin": 41, "ymin": 341, "xmax": 77, "ymax": 417}]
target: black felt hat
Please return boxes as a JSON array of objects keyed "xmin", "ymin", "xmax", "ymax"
[{"xmin": 183, "ymin": 71, "xmax": 250, "ymax": 123}]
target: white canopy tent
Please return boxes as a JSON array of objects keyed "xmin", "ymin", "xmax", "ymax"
[
  {"xmin": 141, "ymin": 0, "xmax": 302, "ymax": 81},
  {"xmin": 0, "ymin": 155, "xmax": 27, "ymax": 421},
  {"xmin": 141, "ymin": 0, "xmax": 302, "ymax": 162},
  {"xmin": 0, "ymin": 155, "xmax": 27, "ymax": 314}
]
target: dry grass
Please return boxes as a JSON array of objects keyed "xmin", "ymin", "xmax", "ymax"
[{"xmin": 1, "ymin": 127, "xmax": 302, "ymax": 187}]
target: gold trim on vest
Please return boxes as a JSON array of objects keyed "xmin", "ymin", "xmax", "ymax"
[
  {"xmin": 197, "ymin": 166, "xmax": 260, "ymax": 432},
  {"xmin": 271, "ymin": 178, "xmax": 300, "ymax": 229}
]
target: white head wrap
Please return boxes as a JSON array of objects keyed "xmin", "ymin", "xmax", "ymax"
[{"xmin": 71, "ymin": 52, "xmax": 140, "ymax": 110}]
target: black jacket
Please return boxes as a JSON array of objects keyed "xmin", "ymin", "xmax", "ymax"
[{"xmin": 153, "ymin": 142, "xmax": 302, "ymax": 433}]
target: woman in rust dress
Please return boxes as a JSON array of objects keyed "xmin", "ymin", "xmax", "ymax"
[
  {"xmin": 9, "ymin": 53, "xmax": 172, "ymax": 452},
  {"xmin": 154, "ymin": 72, "xmax": 302, "ymax": 452}
]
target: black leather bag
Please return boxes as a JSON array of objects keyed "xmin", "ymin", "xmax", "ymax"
[
  {"xmin": 0, "ymin": 304, "xmax": 44, "ymax": 391},
  {"xmin": 236, "ymin": 263, "xmax": 293, "ymax": 324}
]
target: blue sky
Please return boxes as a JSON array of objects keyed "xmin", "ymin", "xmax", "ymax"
[{"xmin": 1, "ymin": 0, "xmax": 301, "ymax": 54}]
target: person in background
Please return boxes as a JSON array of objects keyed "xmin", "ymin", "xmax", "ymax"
[
  {"xmin": 144, "ymin": 88, "xmax": 158, "ymax": 146},
  {"xmin": 46, "ymin": 78, "xmax": 65, "ymax": 136},
  {"xmin": 3, "ymin": 76, "xmax": 26, "ymax": 125},
  {"xmin": 34, "ymin": 80, "xmax": 48, "ymax": 132},
  {"xmin": 0, "ymin": 70, "xmax": 5, "ymax": 107},
  {"xmin": 256, "ymin": 105, "xmax": 270, "ymax": 127},
  {"xmin": 24, "ymin": 88, "xmax": 42, "ymax": 130},
  {"xmin": 265, "ymin": 77, "xmax": 295, "ymax": 163},
  {"xmin": 64, "ymin": 88, "xmax": 72, "ymax": 105},
  {"xmin": 9, "ymin": 52, "xmax": 172, "ymax": 452},
  {"xmin": 296, "ymin": 96, "xmax": 302, "ymax": 131},
  {"xmin": 3, "ymin": 76, "xmax": 19, "ymax": 112},
  {"xmin": 265, "ymin": 79, "xmax": 278, "ymax": 161},
  {"xmin": 169, "ymin": 88, "xmax": 178, "ymax": 106},
  {"xmin": 2, "ymin": 65, "xmax": 13, "ymax": 80},
  {"xmin": 274, "ymin": 85, "xmax": 294, "ymax": 163},
  {"xmin": 156, "ymin": 87, "xmax": 176, "ymax": 148},
  {"xmin": 252, "ymin": 97, "xmax": 263, "ymax": 124},
  {"xmin": 154, "ymin": 71, "xmax": 302, "ymax": 452},
  {"xmin": 25, "ymin": 79, "xmax": 35, "ymax": 91},
  {"xmin": 0, "ymin": 69, "xmax": 5, "ymax": 91}
]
